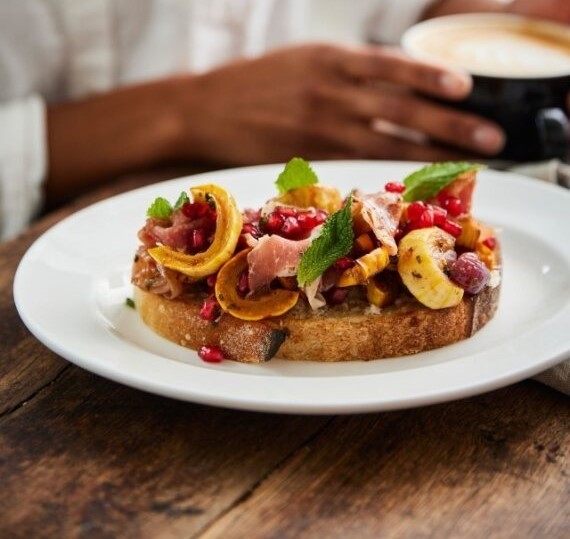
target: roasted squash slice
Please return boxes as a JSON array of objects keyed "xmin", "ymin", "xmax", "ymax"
[
  {"xmin": 273, "ymin": 184, "xmax": 342, "ymax": 214},
  {"xmin": 366, "ymin": 274, "xmax": 399, "ymax": 308},
  {"xmin": 337, "ymin": 246, "xmax": 390, "ymax": 287},
  {"xmin": 475, "ymin": 242, "xmax": 498, "ymax": 270},
  {"xmin": 215, "ymin": 249, "xmax": 299, "ymax": 321},
  {"xmin": 148, "ymin": 184, "xmax": 242, "ymax": 279},
  {"xmin": 456, "ymin": 217, "xmax": 481, "ymax": 250}
]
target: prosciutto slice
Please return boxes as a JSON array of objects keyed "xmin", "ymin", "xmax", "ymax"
[
  {"xmin": 354, "ymin": 192, "xmax": 402, "ymax": 256},
  {"xmin": 131, "ymin": 247, "xmax": 185, "ymax": 299},
  {"xmin": 137, "ymin": 212, "xmax": 211, "ymax": 251},
  {"xmin": 247, "ymin": 234, "xmax": 313, "ymax": 292}
]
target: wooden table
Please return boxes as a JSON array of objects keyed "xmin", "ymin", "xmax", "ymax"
[{"xmin": 1, "ymin": 171, "xmax": 568, "ymax": 538}]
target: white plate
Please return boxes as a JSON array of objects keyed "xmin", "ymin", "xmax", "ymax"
[{"xmin": 14, "ymin": 161, "xmax": 570, "ymax": 414}]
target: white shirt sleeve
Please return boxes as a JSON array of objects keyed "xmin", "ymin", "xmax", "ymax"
[
  {"xmin": 365, "ymin": 0, "xmax": 435, "ymax": 45},
  {"xmin": 0, "ymin": 96, "xmax": 46, "ymax": 241}
]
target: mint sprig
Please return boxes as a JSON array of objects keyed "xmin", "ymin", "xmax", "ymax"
[
  {"xmin": 297, "ymin": 197, "xmax": 354, "ymax": 287},
  {"xmin": 173, "ymin": 191, "xmax": 190, "ymax": 211},
  {"xmin": 275, "ymin": 157, "xmax": 319, "ymax": 194},
  {"xmin": 402, "ymin": 162, "xmax": 484, "ymax": 202},
  {"xmin": 147, "ymin": 192, "xmax": 188, "ymax": 218},
  {"xmin": 147, "ymin": 197, "xmax": 173, "ymax": 218}
]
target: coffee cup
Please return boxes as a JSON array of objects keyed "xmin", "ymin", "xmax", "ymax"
[{"xmin": 402, "ymin": 14, "xmax": 570, "ymax": 162}]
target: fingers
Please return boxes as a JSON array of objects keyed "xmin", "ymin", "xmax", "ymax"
[
  {"xmin": 371, "ymin": 136, "xmax": 470, "ymax": 162},
  {"xmin": 308, "ymin": 116, "xmax": 477, "ymax": 162},
  {"xmin": 337, "ymin": 46, "xmax": 472, "ymax": 101},
  {"xmin": 308, "ymin": 44, "xmax": 503, "ymax": 155},
  {"xmin": 316, "ymin": 83, "xmax": 505, "ymax": 155},
  {"xmin": 376, "ymin": 91, "xmax": 504, "ymax": 155}
]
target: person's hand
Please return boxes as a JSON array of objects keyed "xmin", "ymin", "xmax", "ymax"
[
  {"xmin": 425, "ymin": 0, "xmax": 570, "ymax": 25},
  {"xmin": 508, "ymin": 0, "xmax": 570, "ymax": 24},
  {"xmin": 171, "ymin": 44, "xmax": 505, "ymax": 165}
]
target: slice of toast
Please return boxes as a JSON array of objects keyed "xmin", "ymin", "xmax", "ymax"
[{"xmin": 134, "ymin": 273, "xmax": 500, "ymax": 363}]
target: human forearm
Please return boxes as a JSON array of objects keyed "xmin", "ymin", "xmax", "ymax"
[{"xmin": 46, "ymin": 78, "xmax": 182, "ymax": 205}]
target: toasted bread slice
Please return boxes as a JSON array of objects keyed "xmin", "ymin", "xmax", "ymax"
[{"xmin": 134, "ymin": 273, "xmax": 500, "ymax": 363}]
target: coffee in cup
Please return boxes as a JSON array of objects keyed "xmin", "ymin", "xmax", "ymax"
[{"xmin": 402, "ymin": 14, "xmax": 570, "ymax": 161}]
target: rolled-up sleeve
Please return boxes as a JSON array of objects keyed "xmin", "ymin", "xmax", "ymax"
[{"xmin": 0, "ymin": 95, "xmax": 46, "ymax": 240}]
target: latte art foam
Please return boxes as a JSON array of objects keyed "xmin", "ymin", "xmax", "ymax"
[{"xmin": 405, "ymin": 20, "xmax": 570, "ymax": 78}]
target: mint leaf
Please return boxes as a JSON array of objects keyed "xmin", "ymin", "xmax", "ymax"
[
  {"xmin": 297, "ymin": 197, "xmax": 354, "ymax": 287},
  {"xmin": 147, "ymin": 197, "xmax": 173, "ymax": 219},
  {"xmin": 275, "ymin": 157, "xmax": 319, "ymax": 194},
  {"xmin": 146, "ymin": 191, "xmax": 189, "ymax": 218},
  {"xmin": 173, "ymin": 191, "xmax": 189, "ymax": 211},
  {"xmin": 403, "ymin": 162, "xmax": 485, "ymax": 202}
]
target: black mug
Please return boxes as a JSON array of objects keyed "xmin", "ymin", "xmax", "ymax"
[{"xmin": 402, "ymin": 14, "xmax": 570, "ymax": 162}]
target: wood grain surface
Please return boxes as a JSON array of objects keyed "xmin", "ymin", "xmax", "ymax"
[{"xmin": 0, "ymin": 169, "xmax": 568, "ymax": 539}]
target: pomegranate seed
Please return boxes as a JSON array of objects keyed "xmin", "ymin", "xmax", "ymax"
[
  {"xmin": 206, "ymin": 274, "xmax": 217, "ymax": 288},
  {"xmin": 432, "ymin": 205, "xmax": 447, "ymax": 226},
  {"xmin": 181, "ymin": 202, "xmax": 195, "ymax": 218},
  {"xmin": 440, "ymin": 219, "xmax": 462, "ymax": 237},
  {"xmin": 242, "ymin": 223, "xmax": 261, "ymax": 238},
  {"xmin": 418, "ymin": 207, "xmax": 435, "ymax": 228},
  {"xmin": 407, "ymin": 201, "xmax": 426, "ymax": 222},
  {"xmin": 182, "ymin": 202, "xmax": 209, "ymax": 219},
  {"xmin": 263, "ymin": 212, "xmax": 284, "ymax": 233},
  {"xmin": 326, "ymin": 287, "xmax": 348, "ymax": 305},
  {"xmin": 385, "ymin": 181, "xmax": 405, "ymax": 193},
  {"xmin": 297, "ymin": 212, "xmax": 318, "ymax": 230},
  {"xmin": 276, "ymin": 206, "xmax": 297, "ymax": 217},
  {"xmin": 198, "ymin": 345, "xmax": 225, "ymax": 363},
  {"xmin": 190, "ymin": 229, "xmax": 207, "ymax": 252},
  {"xmin": 334, "ymin": 257, "xmax": 355, "ymax": 271},
  {"xmin": 441, "ymin": 196, "xmax": 463, "ymax": 217},
  {"xmin": 281, "ymin": 216, "xmax": 302, "ymax": 237},
  {"xmin": 405, "ymin": 221, "xmax": 423, "ymax": 233},
  {"xmin": 199, "ymin": 296, "xmax": 220, "ymax": 321},
  {"xmin": 315, "ymin": 210, "xmax": 328, "ymax": 224},
  {"xmin": 207, "ymin": 209, "xmax": 217, "ymax": 223},
  {"xmin": 482, "ymin": 237, "xmax": 497, "ymax": 250},
  {"xmin": 237, "ymin": 271, "xmax": 250, "ymax": 296}
]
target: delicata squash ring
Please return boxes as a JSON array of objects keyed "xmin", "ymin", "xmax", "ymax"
[
  {"xmin": 148, "ymin": 184, "xmax": 243, "ymax": 279},
  {"xmin": 273, "ymin": 184, "xmax": 342, "ymax": 214},
  {"xmin": 337, "ymin": 246, "xmax": 390, "ymax": 287},
  {"xmin": 215, "ymin": 249, "xmax": 300, "ymax": 321}
]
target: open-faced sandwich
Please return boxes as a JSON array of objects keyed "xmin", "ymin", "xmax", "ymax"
[{"xmin": 131, "ymin": 159, "xmax": 501, "ymax": 363}]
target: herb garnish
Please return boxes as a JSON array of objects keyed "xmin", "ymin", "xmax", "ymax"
[
  {"xmin": 402, "ymin": 162, "xmax": 484, "ymax": 202},
  {"xmin": 297, "ymin": 196, "xmax": 354, "ymax": 287},
  {"xmin": 147, "ymin": 192, "xmax": 189, "ymax": 218},
  {"xmin": 275, "ymin": 157, "xmax": 319, "ymax": 194}
]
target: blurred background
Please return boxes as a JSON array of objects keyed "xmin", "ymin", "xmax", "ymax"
[{"xmin": 0, "ymin": 0, "xmax": 568, "ymax": 241}]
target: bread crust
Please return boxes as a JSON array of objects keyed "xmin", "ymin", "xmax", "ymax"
[
  {"xmin": 134, "ymin": 274, "xmax": 501, "ymax": 363},
  {"xmin": 134, "ymin": 287, "xmax": 287, "ymax": 362}
]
